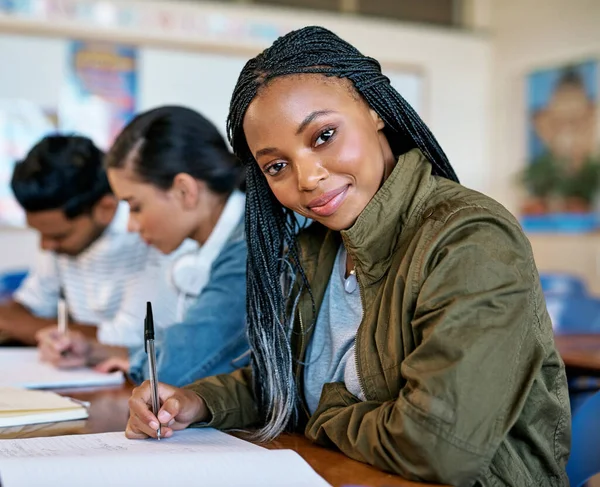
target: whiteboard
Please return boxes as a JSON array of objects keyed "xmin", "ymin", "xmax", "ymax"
[
  {"xmin": 138, "ymin": 48, "xmax": 248, "ymax": 137},
  {"xmin": 0, "ymin": 34, "xmax": 67, "ymax": 109},
  {"xmin": 139, "ymin": 47, "xmax": 424, "ymax": 135}
]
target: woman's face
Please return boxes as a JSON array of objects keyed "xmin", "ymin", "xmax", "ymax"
[
  {"xmin": 107, "ymin": 166, "xmax": 192, "ymax": 254},
  {"xmin": 243, "ymin": 75, "xmax": 396, "ymax": 231}
]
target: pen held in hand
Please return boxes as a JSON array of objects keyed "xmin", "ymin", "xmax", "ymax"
[
  {"xmin": 58, "ymin": 298, "xmax": 68, "ymax": 335},
  {"xmin": 144, "ymin": 301, "xmax": 161, "ymax": 440},
  {"xmin": 58, "ymin": 290, "xmax": 69, "ymax": 357}
]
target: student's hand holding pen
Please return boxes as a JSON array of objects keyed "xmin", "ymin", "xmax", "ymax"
[
  {"xmin": 126, "ymin": 381, "xmax": 208, "ymax": 440},
  {"xmin": 36, "ymin": 327, "xmax": 128, "ymax": 372},
  {"xmin": 35, "ymin": 326, "xmax": 91, "ymax": 368}
]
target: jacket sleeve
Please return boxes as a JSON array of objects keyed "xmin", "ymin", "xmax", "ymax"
[
  {"xmin": 130, "ymin": 238, "xmax": 250, "ymax": 388},
  {"xmin": 177, "ymin": 237, "xmax": 260, "ymax": 430},
  {"xmin": 183, "ymin": 365, "xmax": 260, "ymax": 430},
  {"xmin": 305, "ymin": 209, "xmax": 550, "ymax": 486}
]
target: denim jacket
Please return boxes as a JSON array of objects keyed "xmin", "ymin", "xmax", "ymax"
[{"xmin": 128, "ymin": 216, "xmax": 249, "ymax": 387}]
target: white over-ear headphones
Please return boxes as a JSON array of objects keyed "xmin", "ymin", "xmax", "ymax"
[
  {"xmin": 169, "ymin": 191, "xmax": 246, "ymax": 318},
  {"xmin": 170, "ymin": 242, "xmax": 207, "ymax": 297}
]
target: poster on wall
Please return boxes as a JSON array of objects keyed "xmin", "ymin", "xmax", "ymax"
[
  {"xmin": 0, "ymin": 39, "xmax": 137, "ymax": 228},
  {"xmin": 59, "ymin": 40, "xmax": 137, "ymax": 150},
  {"xmin": 521, "ymin": 60, "xmax": 599, "ymax": 232},
  {"xmin": 0, "ymin": 100, "xmax": 56, "ymax": 227}
]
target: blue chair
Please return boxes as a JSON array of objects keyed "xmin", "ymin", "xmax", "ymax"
[
  {"xmin": 546, "ymin": 293, "xmax": 600, "ymax": 335},
  {"xmin": 547, "ymin": 292, "xmax": 600, "ymax": 417},
  {"xmin": 0, "ymin": 270, "xmax": 27, "ymax": 301},
  {"xmin": 567, "ymin": 390, "xmax": 600, "ymax": 487},
  {"xmin": 540, "ymin": 273, "xmax": 587, "ymax": 297}
]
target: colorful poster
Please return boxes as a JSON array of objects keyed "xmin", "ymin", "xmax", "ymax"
[
  {"xmin": 521, "ymin": 60, "xmax": 599, "ymax": 232},
  {"xmin": 59, "ymin": 40, "xmax": 137, "ymax": 150}
]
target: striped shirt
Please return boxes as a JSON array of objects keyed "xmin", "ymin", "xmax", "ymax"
[{"xmin": 14, "ymin": 203, "xmax": 183, "ymax": 347}]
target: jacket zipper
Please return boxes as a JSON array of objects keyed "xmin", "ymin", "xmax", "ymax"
[
  {"xmin": 353, "ymin": 258, "xmax": 367, "ymax": 400},
  {"xmin": 298, "ymin": 309, "xmax": 305, "ymax": 367},
  {"xmin": 297, "ymin": 309, "xmax": 310, "ymax": 418}
]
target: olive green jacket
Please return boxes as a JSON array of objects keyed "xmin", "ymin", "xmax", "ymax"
[{"xmin": 185, "ymin": 149, "xmax": 571, "ymax": 486}]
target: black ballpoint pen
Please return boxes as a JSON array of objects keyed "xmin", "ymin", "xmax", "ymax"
[{"xmin": 144, "ymin": 301, "xmax": 161, "ymax": 440}]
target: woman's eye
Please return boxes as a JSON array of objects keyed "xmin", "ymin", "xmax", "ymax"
[
  {"xmin": 129, "ymin": 205, "xmax": 141, "ymax": 213},
  {"xmin": 265, "ymin": 162, "xmax": 287, "ymax": 176},
  {"xmin": 315, "ymin": 128, "xmax": 335, "ymax": 147}
]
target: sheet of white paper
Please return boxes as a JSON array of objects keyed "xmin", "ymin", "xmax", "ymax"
[
  {"xmin": 0, "ymin": 429, "xmax": 261, "ymax": 458},
  {"xmin": 0, "ymin": 348, "xmax": 123, "ymax": 389},
  {"xmin": 0, "ymin": 429, "xmax": 331, "ymax": 487}
]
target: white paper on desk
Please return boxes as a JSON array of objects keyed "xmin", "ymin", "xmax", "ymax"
[
  {"xmin": 0, "ymin": 348, "xmax": 123, "ymax": 389},
  {"xmin": 0, "ymin": 428, "xmax": 332, "ymax": 487}
]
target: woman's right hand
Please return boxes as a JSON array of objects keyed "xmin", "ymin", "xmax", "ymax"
[
  {"xmin": 35, "ymin": 326, "xmax": 91, "ymax": 368},
  {"xmin": 126, "ymin": 381, "xmax": 208, "ymax": 439}
]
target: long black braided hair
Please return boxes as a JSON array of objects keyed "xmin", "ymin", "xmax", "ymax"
[{"xmin": 227, "ymin": 25, "xmax": 459, "ymax": 442}]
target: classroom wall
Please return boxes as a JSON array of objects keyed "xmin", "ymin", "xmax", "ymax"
[
  {"xmin": 0, "ymin": 0, "xmax": 492, "ymax": 273},
  {"xmin": 0, "ymin": 228, "xmax": 38, "ymax": 272},
  {"xmin": 488, "ymin": 0, "xmax": 600, "ymax": 215}
]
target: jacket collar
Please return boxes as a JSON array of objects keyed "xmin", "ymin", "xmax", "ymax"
[
  {"xmin": 339, "ymin": 148, "xmax": 436, "ymax": 284},
  {"xmin": 293, "ymin": 148, "xmax": 437, "ymax": 408}
]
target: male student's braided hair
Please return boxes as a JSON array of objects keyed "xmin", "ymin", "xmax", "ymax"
[{"xmin": 227, "ymin": 25, "xmax": 459, "ymax": 442}]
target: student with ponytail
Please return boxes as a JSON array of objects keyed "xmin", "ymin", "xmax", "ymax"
[
  {"xmin": 127, "ymin": 28, "xmax": 570, "ymax": 486},
  {"xmin": 37, "ymin": 106, "xmax": 249, "ymax": 387}
]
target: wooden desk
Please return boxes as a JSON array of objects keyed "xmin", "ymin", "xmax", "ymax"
[
  {"xmin": 0, "ymin": 382, "xmax": 433, "ymax": 487},
  {"xmin": 555, "ymin": 333, "xmax": 600, "ymax": 376},
  {"xmin": 263, "ymin": 434, "xmax": 427, "ymax": 487}
]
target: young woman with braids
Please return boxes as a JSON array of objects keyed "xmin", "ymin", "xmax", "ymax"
[{"xmin": 126, "ymin": 27, "xmax": 570, "ymax": 486}]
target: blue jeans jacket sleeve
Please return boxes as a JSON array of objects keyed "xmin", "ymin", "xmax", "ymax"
[{"xmin": 128, "ymin": 235, "xmax": 249, "ymax": 387}]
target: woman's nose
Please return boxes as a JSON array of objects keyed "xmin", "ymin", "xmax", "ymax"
[{"xmin": 296, "ymin": 158, "xmax": 328, "ymax": 192}]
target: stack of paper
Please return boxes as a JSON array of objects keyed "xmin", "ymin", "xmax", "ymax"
[
  {"xmin": 0, "ymin": 428, "xmax": 332, "ymax": 487},
  {"xmin": 0, "ymin": 387, "xmax": 88, "ymax": 427},
  {"xmin": 0, "ymin": 348, "xmax": 123, "ymax": 389}
]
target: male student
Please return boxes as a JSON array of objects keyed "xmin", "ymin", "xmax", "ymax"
[{"xmin": 0, "ymin": 134, "xmax": 179, "ymax": 347}]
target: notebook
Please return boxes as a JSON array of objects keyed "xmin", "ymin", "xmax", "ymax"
[
  {"xmin": 0, "ymin": 348, "xmax": 123, "ymax": 389},
  {"xmin": 0, "ymin": 387, "xmax": 88, "ymax": 427},
  {"xmin": 0, "ymin": 428, "xmax": 332, "ymax": 487}
]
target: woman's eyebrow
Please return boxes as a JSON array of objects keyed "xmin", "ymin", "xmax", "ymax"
[
  {"xmin": 255, "ymin": 110, "xmax": 336, "ymax": 159},
  {"xmin": 255, "ymin": 147, "xmax": 278, "ymax": 159},
  {"xmin": 295, "ymin": 110, "xmax": 335, "ymax": 136}
]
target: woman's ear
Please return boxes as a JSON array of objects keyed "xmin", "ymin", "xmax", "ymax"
[
  {"xmin": 172, "ymin": 173, "xmax": 202, "ymax": 209},
  {"xmin": 369, "ymin": 109, "xmax": 385, "ymax": 131},
  {"xmin": 92, "ymin": 194, "xmax": 118, "ymax": 226}
]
